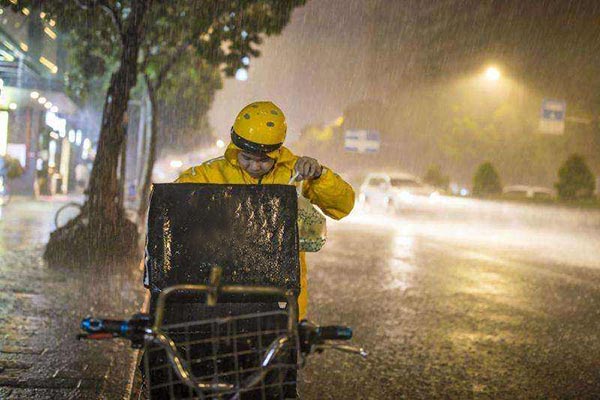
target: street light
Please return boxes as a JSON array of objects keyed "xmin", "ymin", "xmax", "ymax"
[
  {"xmin": 216, "ymin": 139, "xmax": 225, "ymax": 149},
  {"xmin": 484, "ymin": 66, "xmax": 501, "ymax": 81},
  {"xmin": 235, "ymin": 68, "xmax": 248, "ymax": 81}
]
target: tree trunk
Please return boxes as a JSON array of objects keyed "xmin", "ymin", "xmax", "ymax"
[
  {"xmin": 44, "ymin": 1, "xmax": 150, "ymax": 267},
  {"xmin": 87, "ymin": 9, "xmax": 145, "ymax": 228},
  {"xmin": 118, "ymin": 120, "xmax": 127, "ymax": 210},
  {"xmin": 138, "ymin": 75, "xmax": 159, "ymax": 222}
]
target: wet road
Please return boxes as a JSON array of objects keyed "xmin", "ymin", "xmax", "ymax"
[
  {"xmin": 301, "ymin": 205, "xmax": 600, "ymax": 399},
  {"xmin": 0, "ymin": 199, "xmax": 144, "ymax": 399}
]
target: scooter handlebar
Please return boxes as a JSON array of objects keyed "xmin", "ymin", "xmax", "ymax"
[{"xmin": 314, "ymin": 325, "xmax": 353, "ymax": 341}]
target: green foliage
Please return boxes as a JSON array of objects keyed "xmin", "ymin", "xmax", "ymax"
[
  {"xmin": 1, "ymin": 0, "xmax": 304, "ymax": 121},
  {"xmin": 156, "ymin": 55, "xmax": 223, "ymax": 151},
  {"xmin": 472, "ymin": 161, "xmax": 502, "ymax": 197},
  {"xmin": 555, "ymin": 154, "xmax": 596, "ymax": 200},
  {"xmin": 423, "ymin": 164, "xmax": 449, "ymax": 190}
]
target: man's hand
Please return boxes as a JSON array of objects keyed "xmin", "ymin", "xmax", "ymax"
[{"xmin": 295, "ymin": 156, "xmax": 322, "ymax": 181}]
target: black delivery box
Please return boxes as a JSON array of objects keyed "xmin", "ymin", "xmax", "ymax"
[
  {"xmin": 144, "ymin": 183, "xmax": 299, "ymax": 398},
  {"xmin": 145, "ymin": 183, "xmax": 300, "ymax": 306}
]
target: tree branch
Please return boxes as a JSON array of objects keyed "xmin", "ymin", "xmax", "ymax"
[
  {"xmin": 98, "ymin": 2, "xmax": 125, "ymax": 43},
  {"xmin": 73, "ymin": 0, "xmax": 125, "ymax": 42},
  {"xmin": 154, "ymin": 42, "xmax": 190, "ymax": 90}
]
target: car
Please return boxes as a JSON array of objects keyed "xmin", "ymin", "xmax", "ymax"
[
  {"xmin": 358, "ymin": 172, "xmax": 439, "ymax": 213},
  {"xmin": 503, "ymin": 185, "xmax": 554, "ymax": 200}
]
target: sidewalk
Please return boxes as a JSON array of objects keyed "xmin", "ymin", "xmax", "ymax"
[{"xmin": 0, "ymin": 199, "xmax": 145, "ymax": 399}]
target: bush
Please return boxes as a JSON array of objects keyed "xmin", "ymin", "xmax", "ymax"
[
  {"xmin": 555, "ymin": 154, "xmax": 596, "ymax": 200},
  {"xmin": 423, "ymin": 163, "xmax": 449, "ymax": 190},
  {"xmin": 472, "ymin": 161, "xmax": 502, "ymax": 197},
  {"xmin": 6, "ymin": 156, "xmax": 24, "ymax": 179}
]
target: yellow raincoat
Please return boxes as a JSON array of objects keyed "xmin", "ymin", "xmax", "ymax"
[{"xmin": 176, "ymin": 144, "xmax": 355, "ymax": 319}]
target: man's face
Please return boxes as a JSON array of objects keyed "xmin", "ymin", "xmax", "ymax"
[{"xmin": 237, "ymin": 151, "xmax": 275, "ymax": 179}]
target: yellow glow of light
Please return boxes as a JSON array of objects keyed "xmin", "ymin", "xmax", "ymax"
[
  {"xmin": 44, "ymin": 27, "xmax": 57, "ymax": 40},
  {"xmin": 38, "ymin": 97, "xmax": 46, "ymax": 104},
  {"xmin": 334, "ymin": 116, "xmax": 344, "ymax": 126},
  {"xmin": 484, "ymin": 66, "xmax": 501, "ymax": 81},
  {"xmin": 39, "ymin": 56, "xmax": 58, "ymax": 74},
  {"xmin": 0, "ymin": 111, "xmax": 8, "ymax": 157},
  {"xmin": 30, "ymin": 91, "xmax": 39, "ymax": 99},
  {"xmin": 9, "ymin": 103, "xmax": 17, "ymax": 110},
  {"xmin": 49, "ymin": 19, "xmax": 56, "ymax": 27},
  {"xmin": 216, "ymin": 139, "xmax": 225, "ymax": 149},
  {"xmin": 0, "ymin": 50, "xmax": 14, "ymax": 62},
  {"xmin": 19, "ymin": 42, "xmax": 28, "ymax": 52},
  {"xmin": 9, "ymin": 0, "xmax": 17, "ymax": 4},
  {"xmin": 21, "ymin": 7, "xmax": 30, "ymax": 16},
  {"xmin": 40, "ymin": 12, "xmax": 46, "ymax": 19}
]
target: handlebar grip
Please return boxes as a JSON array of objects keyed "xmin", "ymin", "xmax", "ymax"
[
  {"xmin": 81, "ymin": 318, "xmax": 128, "ymax": 335},
  {"xmin": 316, "ymin": 325, "xmax": 353, "ymax": 341}
]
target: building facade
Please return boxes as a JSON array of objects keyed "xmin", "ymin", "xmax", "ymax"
[{"xmin": 0, "ymin": 4, "xmax": 94, "ymax": 196}]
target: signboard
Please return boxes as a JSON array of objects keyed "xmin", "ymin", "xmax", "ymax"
[
  {"xmin": 344, "ymin": 130, "xmax": 380, "ymax": 153},
  {"xmin": 539, "ymin": 99, "xmax": 566, "ymax": 135},
  {"xmin": 7, "ymin": 143, "xmax": 26, "ymax": 166},
  {"xmin": 45, "ymin": 111, "xmax": 66, "ymax": 138}
]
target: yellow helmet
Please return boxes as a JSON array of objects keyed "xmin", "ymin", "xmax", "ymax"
[{"xmin": 231, "ymin": 101, "xmax": 287, "ymax": 154}]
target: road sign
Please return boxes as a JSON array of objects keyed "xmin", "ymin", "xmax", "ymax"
[
  {"xmin": 344, "ymin": 130, "xmax": 380, "ymax": 153},
  {"xmin": 539, "ymin": 99, "xmax": 566, "ymax": 135}
]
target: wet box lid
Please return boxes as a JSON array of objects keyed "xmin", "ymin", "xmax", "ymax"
[{"xmin": 145, "ymin": 184, "xmax": 300, "ymax": 295}]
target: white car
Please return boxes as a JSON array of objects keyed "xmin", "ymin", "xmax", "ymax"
[
  {"xmin": 359, "ymin": 172, "xmax": 439, "ymax": 213},
  {"xmin": 503, "ymin": 185, "xmax": 554, "ymax": 200}
]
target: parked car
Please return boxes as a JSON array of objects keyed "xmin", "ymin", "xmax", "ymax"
[
  {"xmin": 503, "ymin": 185, "xmax": 554, "ymax": 200},
  {"xmin": 359, "ymin": 172, "xmax": 439, "ymax": 213}
]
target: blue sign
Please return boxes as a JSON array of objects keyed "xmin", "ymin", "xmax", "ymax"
[
  {"xmin": 344, "ymin": 130, "xmax": 380, "ymax": 153},
  {"xmin": 539, "ymin": 99, "xmax": 566, "ymax": 134}
]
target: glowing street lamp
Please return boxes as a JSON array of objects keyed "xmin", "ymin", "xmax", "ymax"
[
  {"xmin": 484, "ymin": 66, "xmax": 501, "ymax": 81},
  {"xmin": 235, "ymin": 68, "xmax": 248, "ymax": 81},
  {"xmin": 216, "ymin": 139, "xmax": 225, "ymax": 149}
]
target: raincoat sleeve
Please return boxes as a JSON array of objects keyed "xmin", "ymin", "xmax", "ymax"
[
  {"xmin": 301, "ymin": 167, "xmax": 355, "ymax": 220},
  {"xmin": 174, "ymin": 166, "xmax": 209, "ymax": 183}
]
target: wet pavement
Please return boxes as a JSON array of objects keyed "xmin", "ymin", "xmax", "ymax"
[
  {"xmin": 0, "ymin": 198, "xmax": 144, "ymax": 399},
  {"xmin": 1, "ymin": 197, "xmax": 600, "ymax": 399},
  {"xmin": 300, "ymin": 206, "xmax": 600, "ymax": 399}
]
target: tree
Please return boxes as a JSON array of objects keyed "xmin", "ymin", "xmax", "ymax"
[
  {"xmin": 2, "ymin": 0, "xmax": 305, "ymax": 267},
  {"xmin": 423, "ymin": 164, "xmax": 449, "ymax": 190},
  {"xmin": 472, "ymin": 161, "xmax": 502, "ymax": 197},
  {"xmin": 555, "ymin": 154, "xmax": 596, "ymax": 200},
  {"xmin": 135, "ymin": 1, "xmax": 305, "ymax": 219}
]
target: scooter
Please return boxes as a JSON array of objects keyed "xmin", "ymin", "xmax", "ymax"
[
  {"xmin": 78, "ymin": 183, "xmax": 365, "ymax": 399},
  {"xmin": 79, "ymin": 266, "xmax": 365, "ymax": 399}
]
